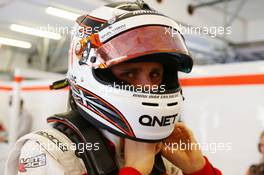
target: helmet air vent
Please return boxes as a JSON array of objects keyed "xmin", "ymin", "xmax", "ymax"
[{"xmin": 142, "ymin": 102, "xmax": 159, "ymax": 107}]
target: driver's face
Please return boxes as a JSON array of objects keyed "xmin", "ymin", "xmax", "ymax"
[{"xmin": 111, "ymin": 62, "xmax": 163, "ymax": 87}]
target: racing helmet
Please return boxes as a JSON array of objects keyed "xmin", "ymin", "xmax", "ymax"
[{"xmin": 67, "ymin": 0, "xmax": 193, "ymax": 142}]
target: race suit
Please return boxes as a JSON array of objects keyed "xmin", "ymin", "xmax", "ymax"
[{"xmin": 5, "ymin": 128, "xmax": 222, "ymax": 175}]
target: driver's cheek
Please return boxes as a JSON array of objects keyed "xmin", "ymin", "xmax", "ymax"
[
  {"xmin": 132, "ymin": 76, "xmax": 161, "ymax": 87},
  {"xmin": 151, "ymin": 77, "xmax": 162, "ymax": 87}
]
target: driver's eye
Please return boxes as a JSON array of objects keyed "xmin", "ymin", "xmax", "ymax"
[
  {"xmin": 150, "ymin": 72, "xmax": 160, "ymax": 78},
  {"xmin": 126, "ymin": 72, "xmax": 134, "ymax": 78},
  {"xmin": 120, "ymin": 71, "xmax": 137, "ymax": 79},
  {"xmin": 150, "ymin": 70, "xmax": 162, "ymax": 79}
]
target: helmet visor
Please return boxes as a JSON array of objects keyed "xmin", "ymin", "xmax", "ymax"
[{"xmin": 96, "ymin": 26, "xmax": 192, "ymax": 72}]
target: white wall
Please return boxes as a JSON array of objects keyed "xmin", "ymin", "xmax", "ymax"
[
  {"xmin": 180, "ymin": 61, "xmax": 264, "ymax": 175},
  {"xmin": 0, "ymin": 80, "xmax": 68, "ymax": 132},
  {"xmin": 248, "ymin": 20, "xmax": 264, "ymax": 43},
  {"xmin": 0, "ymin": 82, "xmax": 12, "ymax": 126},
  {"xmin": 0, "ymin": 48, "xmax": 31, "ymax": 71}
]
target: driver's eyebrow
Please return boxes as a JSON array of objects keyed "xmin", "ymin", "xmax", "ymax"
[
  {"xmin": 151, "ymin": 68, "xmax": 163, "ymax": 72},
  {"xmin": 120, "ymin": 67, "xmax": 141, "ymax": 73}
]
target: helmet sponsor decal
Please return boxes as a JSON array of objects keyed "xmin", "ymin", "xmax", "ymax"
[
  {"xmin": 36, "ymin": 131, "xmax": 68, "ymax": 152},
  {"xmin": 101, "ymin": 9, "xmax": 164, "ymax": 31},
  {"xmin": 116, "ymin": 9, "xmax": 161, "ymax": 20},
  {"xmin": 100, "ymin": 24, "xmax": 127, "ymax": 41},
  {"xmin": 139, "ymin": 114, "xmax": 178, "ymax": 127},
  {"xmin": 18, "ymin": 154, "xmax": 46, "ymax": 172},
  {"xmin": 132, "ymin": 10, "xmax": 161, "ymax": 15},
  {"xmin": 132, "ymin": 93, "xmax": 179, "ymax": 99}
]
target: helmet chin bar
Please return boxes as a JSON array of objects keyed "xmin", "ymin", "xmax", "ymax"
[
  {"xmin": 70, "ymin": 78, "xmax": 182, "ymax": 142},
  {"xmin": 76, "ymin": 104, "xmax": 166, "ymax": 143}
]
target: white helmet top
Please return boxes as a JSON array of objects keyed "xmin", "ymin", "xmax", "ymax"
[{"xmin": 67, "ymin": 0, "xmax": 193, "ymax": 142}]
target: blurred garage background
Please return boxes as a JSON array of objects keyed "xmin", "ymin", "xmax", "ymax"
[{"xmin": 0, "ymin": 0, "xmax": 264, "ymax": 174}]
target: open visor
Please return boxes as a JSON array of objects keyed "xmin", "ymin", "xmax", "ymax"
[{"xmin": 96, "ymin": 26, "xmax": 193, "ymax": 73}]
